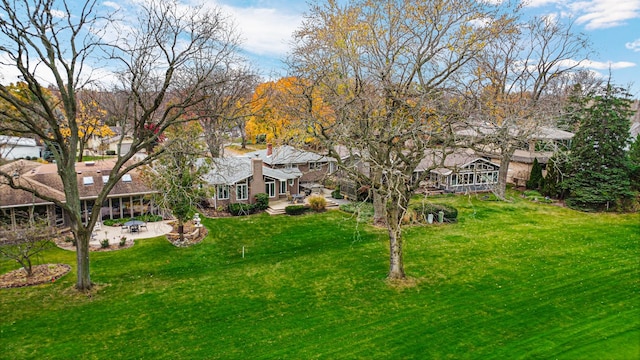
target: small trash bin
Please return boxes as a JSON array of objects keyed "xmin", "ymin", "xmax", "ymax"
[
  {"xmin": 427, "ymin": 213, "xmax": 433, "ymax": 224},
  {"xmin": 438, "ymin": 211, "xmax": 444, "ymax": 223}
]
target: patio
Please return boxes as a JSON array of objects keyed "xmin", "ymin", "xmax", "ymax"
[{"xmin": 90, "ymin": 220, "xmax": 174, "ymax": 247}]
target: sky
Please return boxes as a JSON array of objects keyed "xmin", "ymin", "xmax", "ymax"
[
  {"xmin": 213, "ymin": 0, "xmax": 640, "ymax": 98},
  {"xmin": 0, "ymin": 0, "xmax": 638, "ymax": 97}
]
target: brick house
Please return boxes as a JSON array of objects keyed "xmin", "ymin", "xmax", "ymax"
[
  {"xmin": 245, "ymin": 144, "xmax": 337, "ymax": 184},
  {"xmin": 203, "ymin": 156, "xmax": 302, "ymax": 208}
]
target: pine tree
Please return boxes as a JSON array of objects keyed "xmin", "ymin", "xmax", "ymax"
[
  {"xmin": 565, "ymin": 83, "xmax": 634, "ymax": 211},
  {"xmin": 526, "ymin": 158, "xmax": 544, "ymax": 190},
  {"xmin": 542, "ymin": 153, "xmax": 569, "ymax": 199}
]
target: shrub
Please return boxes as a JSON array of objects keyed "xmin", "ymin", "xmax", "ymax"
[
  {"xmin": 103, "ymin": 219, "xmax": 119, "ymax": 226},
  {"xmin": 285, "ymin": 205, "xmax": 308, "ymax": 215},
  {"xmin": 64, "ymin": 236, "xmax": 77, "ymax": 247},
  {"xmin": 136, "ymin": 214, "xmax": 162, "ymax": 222},
  {"xmin": 106, "ymin": 150, "xmax": 116, "ymax": 155},
  {"xmin": 100, "ymin": 239, "xmax": 110, "ymax": 248},
  {"xmin": 119, "ymin": 236, "xmax": 127, "ymax": 247},
  {"xmin": 254, "ymin": 193, "xmax": 269, "ymax": 210},
  {"xmin": 331, "ymin": 186, "xmax": 344, "ymax": 199},
  {"xmin": 307, "ymin": 195, "xmax": 327, "ymax": 211},
  {"xmin": 228, "ymin": 203, "xmax": 255, "ymax": 216},
  {"xmin": 526, "ymin": 158, "xmax": 544, "ymax": 190},
  {"xmin": 410, "ymin": 202, "xmax": 458, "ymax": 222},
  {"xmin": 339, "ymin": 202, "xmax": 374, "ymax": 222}
]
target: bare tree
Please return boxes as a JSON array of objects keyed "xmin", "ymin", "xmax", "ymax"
[
  {"xmin": 0, "ymin": 218, "xmax": 57, "ymax": 277},
  {"xmin": 196, "ymin": 66, "xmax": 261, "ymax": 157},
  {"xmin": 0, "ymin": 0, "xmax": 243, "ymax": 290},
  {"xmin": 288, "ymin": 0, "xmax": 513, "ymax": 280},
  {"xmin": 461, "ymin": 16, "xmax": 591, "ymax": 199}
]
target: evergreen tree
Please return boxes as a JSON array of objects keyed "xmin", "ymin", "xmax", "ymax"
[
  {"xmin": 565, "ymin": 83, "xmax": 634, "ymax": 211},
  {"xmin": 542, "ymin": 153, "xmax": 569, "ymax": 199},
  {"xmin": 526, "ymin": 158, "xmax": 544, "ymax": 190}
]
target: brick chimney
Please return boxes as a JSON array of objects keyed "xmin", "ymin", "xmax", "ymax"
[
  {"xmin": 267, "ymin": 143, "xmax": 273, "ymax": 156},
  {"xmin": 250, "ymin": 155, "xmax": 264, "ymax": 203}
]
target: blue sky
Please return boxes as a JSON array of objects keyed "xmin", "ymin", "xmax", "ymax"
[
  {"xmin": 1, "ymin": 0, "xmax": 638, "ymax": 97},
  {"xmin": 214, "ymin": 0, "xmax": 640, "ymax": 97}
]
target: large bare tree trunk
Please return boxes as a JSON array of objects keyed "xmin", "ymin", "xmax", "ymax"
[
  {"xmin": 75, "ymin": 228, "xmax": 92, "ymax": 290},
  {"xmin": 495, "ymin": 147, "xmax": 515, "ymax": 200},
  {"xmin": 386, "ymin": 193, "xmax": 405, "ymax": 280}
]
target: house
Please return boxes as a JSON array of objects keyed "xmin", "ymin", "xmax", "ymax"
[
  {"xmin": 0, "ymin": 136, "xmax": 42, "ymax": 160},
  {"xmin": 457, "ymin": 125, "xmax": 574, "ymax": 185},
  {"xmin": 0, "ymin": 159, "xmax": 159, "ymax": 230},
  {"xmin": 332, "ymin": 146, "xmax": 500, "ymax": 197},
  {"xmin": 415, "ymin": 149, "xmax": 500, "ymax": 193},
  {"xmin": 85, "ymin": 127, "xmax": 134, "ymax": 156},
  {"xmin": 246, "ymin": 144, "xmax": 337, "ymax": 184},
  {"xmin": 482, "ymin": 127, "xmax": 573, "ymax": 185},
  {"xmin": 203, "ymin": 156, "xmax": 302, "ymax": 208}
]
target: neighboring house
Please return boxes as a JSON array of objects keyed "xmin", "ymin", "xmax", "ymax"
[
  {"xmin": 0, "ymin": 159, "xmax": 159, "ymax": 230},
  {"xmin": 415, "ymin": 149, "xmax": 500, "ymax": 193},
  {"xmin": 332, "ymin": 146, "xmax": 500, "ymax": 197},
  {"xmin": 0, "ymin": 136, "xmax": 42, "ymax": 160},
  {"xmin": 459, "ymin": 126, "xmax": 574, "ymax": 186},
  {"xmin": 246, "ymin": 144, "xmax": 337, "ymax": 184},
  {"xmin": 87, "ymin": 133, "xmax": 135, "ymax": 156},
  {"xmin": 203, "ymin": 156, "xmax": 302, "ymax": 208}
]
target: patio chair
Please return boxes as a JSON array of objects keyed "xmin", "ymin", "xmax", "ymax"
[
  {"xmin": 121, "ymin": 225, "xmax": 129, "ymax": 233},
  {"xmin": 139, "ymin": 222, "xmax": 148, "ymax": 231}
]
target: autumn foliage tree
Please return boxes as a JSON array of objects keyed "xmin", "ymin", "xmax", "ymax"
[
  {"xmin": 246, "ymin": 77, "xmax": 324, "ymax": 146},
  {"xmin": 59, "ymin": 91, "xmax": 114, "ymax": 161},
  {"xmin": 463, "ymin": 16, "xmax": 591, "ymax": 199},
  {"xmin": 289, "ymin": 0, "xmax": 513, "ymax": 280}
]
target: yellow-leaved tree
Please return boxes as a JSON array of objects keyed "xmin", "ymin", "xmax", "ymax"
[
  {"xmin": 246, "ymin": 77, "xmax": 330, "ymax": 147},
  {"xmin": 59, "ymin": 92, "xmax": 114, "ymax": 162}
]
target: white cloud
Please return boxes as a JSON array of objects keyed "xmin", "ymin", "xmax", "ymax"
[
  {"xmin": 569, "ymin": 0, "xmax": 640, "ymax": 30},
  {"xmin": 626, "ymin": 38, "xmax": 640, "ymax": 52},
  {"xmin": 102, "ymin": 1, "xmax": 121, "ymax": 10},
  {"xmin": 219, "ymin": 5, "xmax": 302, "ymax": 57},
  {"xmin": 558, "ymin": 58, "xmax": 636, "ymax": 70},
  {"xmin": 523, "ymin": 0, "xmax": 560, "ymax": 7},
  {"xmin": 523, "ymin": 0, "xmax": 640, "ymax": 30}
]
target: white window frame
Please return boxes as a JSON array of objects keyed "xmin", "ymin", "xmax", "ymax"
[
  {"xmin": 265, "ymin": 180, "xmax": 276, "ymax": 198},
  {"xmin": 217, "ymin": 185, "xmax": 229, "ymax": 200},
  {"xmin": 236, "ymin": 181, "xmax": 248, "ymax": 201},
  {"xmin": 280, "ymin": 180, "xmax": 287, "ymax": 194}
]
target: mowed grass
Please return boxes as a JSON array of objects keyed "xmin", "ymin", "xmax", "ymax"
[{"xmin": 1, "ymin": 194, "xmax": 638, "ymax": 359}]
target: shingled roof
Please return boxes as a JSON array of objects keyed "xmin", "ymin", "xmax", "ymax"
[{"xmin": 0, "ymin": 159, "xmax": 155, "ymax": 208}]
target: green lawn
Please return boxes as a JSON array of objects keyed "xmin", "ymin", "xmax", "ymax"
[{"xmin": 1, "ymin": 194, "xmax": 638, "ymax": 359}]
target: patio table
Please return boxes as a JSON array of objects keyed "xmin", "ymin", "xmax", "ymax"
[{"xmin": 123, "ymin": 219, "xmax": 145, "ymax": 233}]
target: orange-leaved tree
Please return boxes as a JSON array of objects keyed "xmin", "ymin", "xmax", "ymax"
[{"xmin": 246, "ymin": 77, "xmax": 329, "ymax": 146}]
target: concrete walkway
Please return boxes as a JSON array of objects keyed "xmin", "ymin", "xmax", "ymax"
[{"xmin": 89, "ymin": 220, "xmax": 174, "ymax": 246}]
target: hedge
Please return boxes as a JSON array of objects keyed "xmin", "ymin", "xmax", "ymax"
[
  {"xmin": 228, "ymin": 203, "xmax": 255, "ymax": 216},
  {"xmin": 285, "ymin": 205, "xmax": 308, "ymax": 215},
  {"xmin": 254, "ymin": 193, "xmax": 269, "ymax": 211}
]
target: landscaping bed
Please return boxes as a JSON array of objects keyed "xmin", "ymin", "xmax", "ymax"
[{"xmin": 0, "ymin": 263, "xmax": 70, "ymax": 289}]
